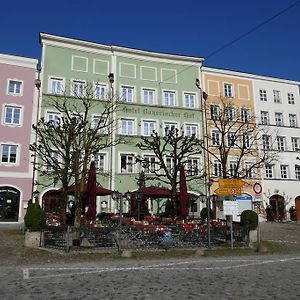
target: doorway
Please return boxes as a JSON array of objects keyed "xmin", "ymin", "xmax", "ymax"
[
  {"xmin": 269, "ymin": 194, "xmax": 285, "ymax": 221},
  {"xmin": 295, "ymin": 196, "xmax": 300, "ymax": 221},
  {"xmin": 0, "ymin": 187, "xmax": 20, "ymax": 222}
]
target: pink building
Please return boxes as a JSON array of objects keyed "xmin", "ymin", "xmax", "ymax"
[{"xmin": 0, "ymin": 53, "xmax": 38, "ymax": 222}]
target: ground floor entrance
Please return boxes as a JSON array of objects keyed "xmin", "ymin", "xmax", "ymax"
[
  {"xmin": 269, "ymin": 194, "xmax": 285, "ymax": 221},
  {"xmin": 0, "ymin": 186, "xmax": 20, "ymax": 222}
]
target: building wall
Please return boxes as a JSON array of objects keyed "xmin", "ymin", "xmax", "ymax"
[
  {"xmin": 0, "ymin": 54, "xmax": 38, "ymax": 221},
  {"xmin": 252, "ymin": 75, "xmax": 300, "ymax": 215},
  {"xmin": 39, "ymin": 34, "xmax": 205, "ymax": 217}
]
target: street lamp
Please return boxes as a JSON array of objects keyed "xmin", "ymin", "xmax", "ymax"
[
  {"xmin": 32, "ymin": 190, "xmax": 40, "ymax": 204},
  {"xmin": 196, "ymin": 78, "xmax": 211, "ymax": 248},
  {"xmin": 112, "ymin": 190, "xmax": 122, "ymax": 226}
]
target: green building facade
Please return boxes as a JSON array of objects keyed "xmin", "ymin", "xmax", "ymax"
[{"xmin": 38, "ymin": 33, "xmax": 205, "ymax": 217}]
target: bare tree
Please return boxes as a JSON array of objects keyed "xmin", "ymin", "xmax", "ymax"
[
  {"xmin": 30, "ymin": 82, "xmax": 120, "ymax": 225},
  {"xmin": 201, "ymin": 96, "xmax": 277, "ymax": 180},
  {"xmin": 136, "ymin": 127, "xmax": 203, "ymax": 215}
]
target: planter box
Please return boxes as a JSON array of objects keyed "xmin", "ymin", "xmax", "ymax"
[
  {"xmin": 25, "ymin": 231, "xmax": 41, "ymax": 248},
  {"xmin": 249, "ymin": 229, "xmax": 257, "ymax": 243}
]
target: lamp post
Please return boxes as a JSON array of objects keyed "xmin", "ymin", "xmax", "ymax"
[
  {"xmin": 112, "ymin": 190, "xmax": 122, "ymax": 227},
  {"xmin": 196, "ymin": 78, "xmax": 211, "ymax": 248},
  {"xmin": 32, "ymin": 190, "xmax": 40, "ymax": 205}
]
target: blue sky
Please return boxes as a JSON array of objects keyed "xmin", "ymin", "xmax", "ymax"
[{"xmin": 1, "ymin": 0, "xmax": 299, "ymax": 81}]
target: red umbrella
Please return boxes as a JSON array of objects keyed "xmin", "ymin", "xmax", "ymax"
[
  {"xmin": 86, "ymin": 161, "xmax": 97, "ymax": 223},
  {"xmin": 179, "ymin": 165, "xmax": 189, "ymax": 220},
  {"xmin": 56, "ymin": 184, "xmax": 112, "ymax": 196},
  {"xmin": 138, "ymin": 186, "xmax": 173, "ymax": 198}
]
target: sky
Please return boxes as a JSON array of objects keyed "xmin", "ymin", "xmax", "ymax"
[{"xmin": 1, "ymin": 0, "xmax": 299, "ymax": 81}]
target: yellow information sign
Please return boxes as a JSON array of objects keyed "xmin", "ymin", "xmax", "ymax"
[
  {"xmin": 214, "ymin": 187, "xmax": 242, "ymax": 196},
  {"xmin": 218, "ymin": 179, "xmax": 246, "ymax": 188}
]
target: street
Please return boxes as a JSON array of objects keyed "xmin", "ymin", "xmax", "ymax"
[{"xmin": 1, "ymin": 254, "xmax": 300, "ymax": 299}]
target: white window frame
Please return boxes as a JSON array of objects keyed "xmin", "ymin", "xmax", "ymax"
[
  {"xmin": 229, "ymin": 161, "xmax": 237, "ymax": 177},
  {"xmin": 245, "ymin": 162, "xmax": 256, "ymax": 179},
  {"xmin": 289, "ymin": 114, "xmax": 297, "ymax": 128},
  {"xmin": 163, "ymin": 90, "xmax": 176, "ymax": 106},
  {"xmin": 227, "ymin": 132, "xmax": 237, "ymax": 147},
  {"xmin": 210, "ymin": 104, "xmax": 220, "ymax": 120},
  {"xmin": 93, "ymin": 153, "xmax": 107, "ymax": 172},
  {"xmin": 0, "ymin": 144, "xmax": 18, "ymax": 164},
  {"xmin": 295, "ymin": 165, "xmax": 300, "ymax": 180},
  {"xmin": 265, "ymin": 165, "xmax": 273, "ymax": 179},
  {"xmin": 120, "ymin": 154, "xmax": 134, "ymax": 173},
  {"xmin": 121, "ymin": 85, "xmax": 134, "ymax": 103},
  {"xmin": 120, "ymin": 118, "xmax": 135, "ymax": 135},
  {"xmin": 92, "ymin": 116, "xmax": 108, "ymax": 134},
  {"xmin": 49, "ymin": 77, "xmax": 64, "ymax": 95},
  {"xmin": 142, "ymin": 120, "xmax": 156, "ymax": 136},
  {"xmin": 261, "ymin": 111, "xmax": 269, "ymax": 125},
  {"xmin": 273, "ymin": 90, "xmax": 281, "ymax": 103},
  {"xmin": 288, "ymin": 93, "xmax": 295, "ymax": 104},
  {"xmin": 243, "ymin": 132, "xmax": 253, "ymax": 149},
  {"xmin": 262, "ymin": 135, "xmax": 271, "ymax": 150},
  {"xmin": 71, "ymin": 80, "xmax": 86, "ymax": 97},
  {"xmin": 291, "ymin": 137, "xmax": 300, "ymax": 151},
  {"xmin": 277, "ymin": 136, "xmax": 286, "ymax": 151},
  {"xmin": 225, "ymin": 106, "xmax": 235, "ymax": 121},
  {"xmin": 46, "ymin": 151, "xmax": 59, "ymax": 172},
  {"xmin": 163, "ymin": 122, "xmax": 178, "ymax": 136},
  {"xmin": 275, "ymin": 113, "xmax": 283, "ymax": 126},
  {"xmin": 47, "ymin": 112, "xmax": 61, "ymax": 128},
  {"xmin": 224, "ymin": 83, "xmax": 233, "ymax": 97},
  {"xmin": 185, "ymin": 124, "xmax": 198, "ymax": 137},
  {"xmin": 184, "ymin": 92, "xmax": 196, "ymax": 108},
  {"xmin": 241, "ymin": 108, "xmax": 251, "ymax": 122},
  {"xmin": 143, "ymin": 155, "xmax": 157, "ymax": 174},
  {"xmin": 94, "ymin": 83, "xmax": 107, "ymax": 100},
  {"xmin": 142, "ymin": 88, "xmax": 156, "ymax": 105},
  {"xmin": 166, "ymin": 157, "xmax": 175, "ymax": 174},
  {"xmin": 212, "ymin": 130, "xmax": 220, "ymax": 146},
  {"xmin": 213, "ymin": 160, "xmax": 222, "ymax": 177},
  {"xmin": 7, "ymin": 79, "xmax": 23, "ymax": 96},
  {"xmin": 280, "ymin": 165, "xmax": 289, "ymax": 179},
  {"xmin": 186, "ymin": 158, "xmax": 200, "ymax": 176},
  {"xmin": 3, "ymin": 106, "xmax": 22, "ymax": 126},
  {"xmin": 259, "ymin": 89, "xmax": 267, "ymax": 101}
]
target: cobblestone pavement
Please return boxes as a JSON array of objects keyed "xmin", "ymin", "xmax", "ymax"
[{"xmin": 0, "ymin": 222, "xmax": 299, "ymax": 299}]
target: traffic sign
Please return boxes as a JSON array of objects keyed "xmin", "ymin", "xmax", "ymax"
[
  {"xmin": 253, "ymin": 182, "xmax": 262, "ymax": 195},
  {"xmin": 214, "ymin": 187, "xmax": 242, "ymax": 196},
  {"xmin": 219, "ymin": 179, "xmax": 246, "ymax": 188}
]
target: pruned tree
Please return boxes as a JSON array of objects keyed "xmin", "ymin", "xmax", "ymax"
[
  {"xmin": 30, "ymin": 82, "xmax": 120, "ymax": 225},
  {"xmin": 136, "ymin": 127, "xmax": 203, "ymax": 216},
  {"xmin": 201, "ymin": 96, "xmax": 278, "ymax": 180}
]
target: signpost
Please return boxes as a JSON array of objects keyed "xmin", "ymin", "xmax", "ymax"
[
  {"xmin": 219, "ymin": 179, "xmax": 246, "ymax": 188},
  {"xmin": 215, "ymin": 187, "xmax": 242, "ymax": 196}
]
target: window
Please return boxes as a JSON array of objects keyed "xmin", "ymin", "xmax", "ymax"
[
  {"xmin": 47, "ymin": 112, "xmax": 61, "ymax": 128},
  {"xmin": 273, "ymin": 90, "xmax": 281, "ymax": 103},
  {"xmin": 210, "ymin": 105, "xmax": 220, "ymax": 120},
  {"xmin": 185, "ymin": 124, "xmax": 198, "ymax": 137},
  {"xmin": 72, "ymin": 80, "xmax": 86, "ymax": 97},
  {"xmin": 262, "ymin": 135, "xmax": 271, "ymax": 150},
  {"xmin": 121, "ymin": 86, "xmax": 134, "ymax": 102},
  {"xmin": 261, "ymin": 111, "xmax": 269, "ymax": 125},
  {"xmin": 291, "ymin": 137, "xmax": 300, "ymax": 151},
  {"xmin": 280, "ymin": 165, "xmax": 288, "ymax": 179},
  {"xmin": 277, "ymin": 136, "xmax": 286, "ymax": 151},
  {"xmin": 1, "ymin": 144, "xmax": 18, "ymax": 164},
  {"xmin": 143, "ymin": 89, "xmax": 155, "ymax": 105},
  {"xmin": 184, "ymin": 93, "xmax": 196, "ymax": 108},
  {"xmin": 275, "ymin": 113, "xmax": 283, "ymax": 126},
  {"xmin": 94, "ymin": 153, "xmax": 106, "ymax": 172},
  {"xmin": 187, "ymin": 158, "xmax": 199, "ymax": 176},
  {"xmin": 213, "ymin": 160, "xmax": 222, "ymax": 177},
  {"xmin": 289, "ymin": 114, "xmax": 297, "ymax": 127},
  {"xmin": 164, "ymin": 122, "xmax": 177, "ymax": 136},
  {"xmin": 288, "ymin": 93, "xmax": 295, "ymax": 104},
  {"xmin": 4, "ymin": 106, "xmax": 21, "ymax": 125},
  {"xmin": 245, "ymin": 162, "xmax": 255, "ymax": 179},
  {"xmin": 120, "ymin": 154, "xmax": 134, "ymax": 173},
  {"xmin": 295, "ymin": 165, "xmax": 300, "ymax": 180},
  {"xmin": 92, "ymin": 116, "xmax": 108, "ymax": 133},
  {"xmin": 212, "ymin": 130, "xmax": 220, "ymax": 146},
  {"xmin": 164, "ymin": 91, "xmax": 176, "ymax": 106},
  {"xmin": 241, "ymin": 108, "xmax": 251, "ymax": 122},
  {"xmin": 94, "ymin": 83, "xmax": 107, "ymax": 100},
  {"xmin": 225, "ymin": 106, "xmax": 235, "ymax": 121},
  {"xmin": 265, "ymin": 165, "xmax": 273, "ymax": 179},
  {"xmin": 259, "ymin": 89, "xmax": 267, "ymax": 101},
  {"xmin": 227, "ymin": 132, "xmax": 236, "ymax": 147},
  {"xmin": 49, "ymin": 77, "xmax": 63, "ymax": 94},
  {"xmin": 46, "ymin": 151, "xmax": 59, "ymax": 171},
  {"xmin": 144, "ymin": 155, "xmax": 156, "ymax": 173},
  {"xmin": 8, "ymin": 80, "xmax": 22, "ymax": 95},
  {"xmin": 229, "ymin": 161, "xmax": 237, "ymax": 177},
  {"xmin": 224, "ymin": 83, "xmax": 233, "ymax": 97},
  {"xmin": 166, "ymin": 157, "xmax": 175, "ymax": 174},
  {"xmin": 120, "ymin": 119, "xmax": 134, "ymax": 135},
  {"xmin": 143, "ymin": 121, "xmax": 156, "ymax": 136},
  {"xmin": 243, "ymin": 132, "xmax": 252, "ymax": 149}
]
